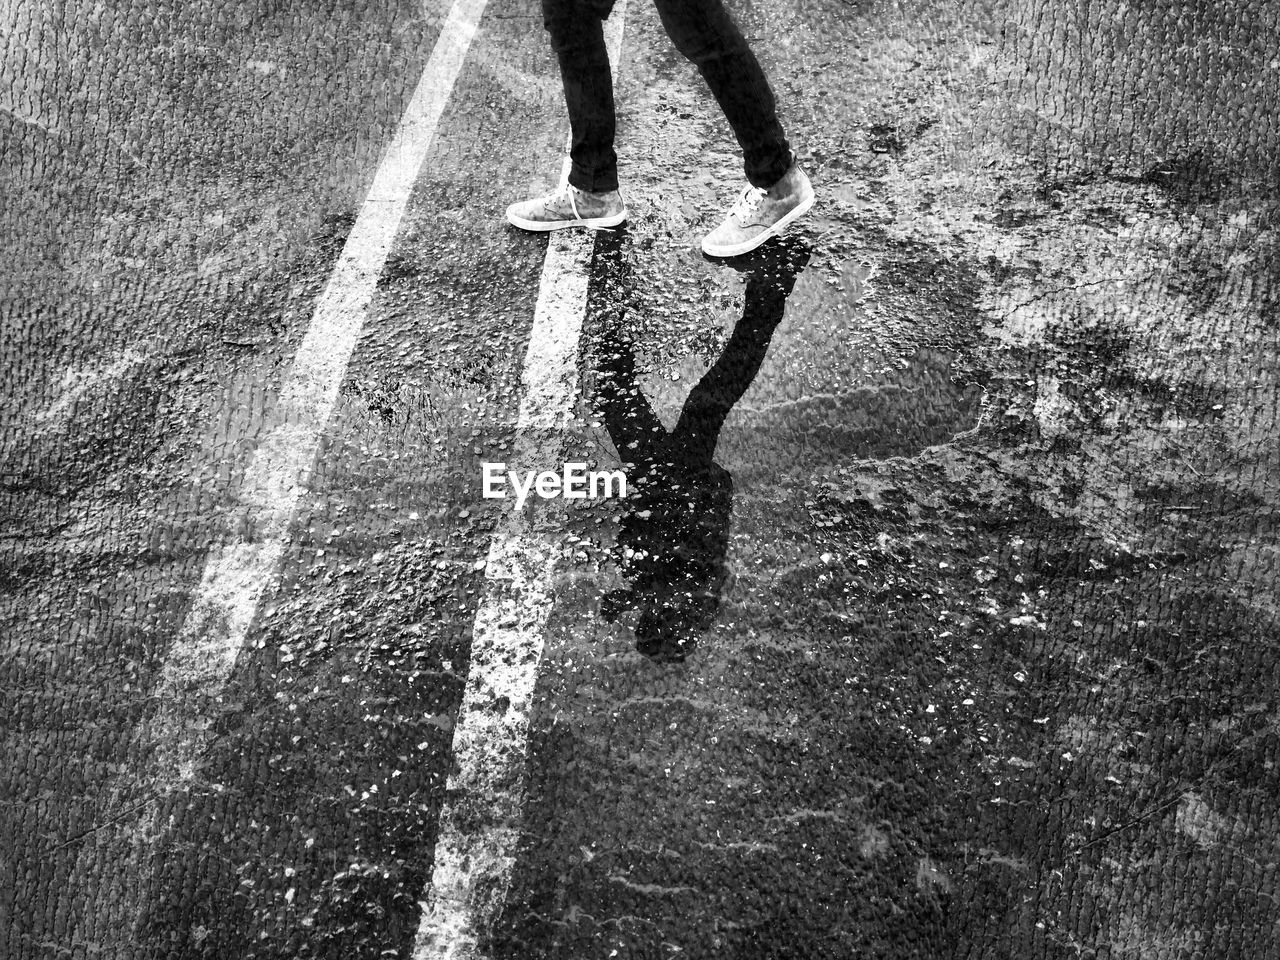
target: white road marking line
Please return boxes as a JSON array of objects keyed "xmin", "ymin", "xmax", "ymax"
[
  {"xmin": 66, "ymin": 0, "xmax": 488, "ymax": 946},
  {"xmin": 147, "ymin": 0, "xmax": 489, "ymax": 788},
  {"xmin": 412, "ymin": 7, "xmax": 629, "ymax": 959}
]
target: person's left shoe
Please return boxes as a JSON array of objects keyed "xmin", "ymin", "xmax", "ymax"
[{"xmin": 702, "ymin": 161, "xmax": 815, "ymax": 258}]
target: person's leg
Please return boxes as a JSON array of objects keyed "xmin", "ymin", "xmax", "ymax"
[
  {"xmin": 543, "ymin": 0, "xmax": 619, "ymax": 192},
  {"xmin": 651, "ymin": 0, "xmax": 792, "ymax": 189},
  {"xmin": 507, "ymin": 0, "xmax": 627, "ymax": 231}
]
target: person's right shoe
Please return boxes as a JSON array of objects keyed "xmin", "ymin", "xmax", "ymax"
[
  {"xmin": 506, "ymin": 183, "xmax": 627, "ymax": 232},
  {"xmin": 702, "ymin": 161, "xmax": 815, "ymax": 258}
]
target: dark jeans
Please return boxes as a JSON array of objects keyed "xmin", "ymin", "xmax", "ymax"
[{"xmin": 541, "ymin": 0, "xmax": 792, "ymax": 193}]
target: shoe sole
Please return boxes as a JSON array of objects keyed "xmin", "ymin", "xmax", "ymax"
[
  {"xmin": 700, "ymin": 188, "xmax": 816, "ymax": 258},
  {"xmin": 506, "ymin": 206, "xmax": 628, "ymax": 232}
]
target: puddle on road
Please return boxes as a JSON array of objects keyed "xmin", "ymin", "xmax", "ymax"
[
  {"xmin": 721, "ymin": 345, "xmax": 982, "ymax": 477},
  {"xmin": 581, "ymin": 229, "xmax": 982, "ymax": 661},
  {"xmin": 620, "ymin": 247, "xmax": 985, "ymax": 478}
]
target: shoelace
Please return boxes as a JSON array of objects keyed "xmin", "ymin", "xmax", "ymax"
[
  {"xmin": 563, "ymin": 184, "xmax": 582, "ymax": 220},
  {"xmin": 730, "ymin": 184, "xmax": 766, "ymax": 221}
]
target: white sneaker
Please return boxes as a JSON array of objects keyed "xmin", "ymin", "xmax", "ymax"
[
  {"xmin": 702, "ymin": 162, "xmax": 815, "ymax": 258},
  {"xmin": 506, "ymin": 183, "xmax": 627, "ymax": 232}
]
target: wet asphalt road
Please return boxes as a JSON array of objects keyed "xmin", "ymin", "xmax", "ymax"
[{"xmin": 4, "ymin": 0, "xmax": 1280, "ymax": 958}]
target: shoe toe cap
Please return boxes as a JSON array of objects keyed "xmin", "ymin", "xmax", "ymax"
[{"xmin": 702, "ymin": 220, "xmax": 759, "ymax": 256}]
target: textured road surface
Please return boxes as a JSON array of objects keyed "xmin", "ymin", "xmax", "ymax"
[{"xmin": 3, "ymin": 0, "xmax": 1279, "ymax": 958}]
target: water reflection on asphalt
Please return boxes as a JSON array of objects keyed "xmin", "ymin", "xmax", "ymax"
[{"xmin": 590, "ymin": 231, "xmax": 811, "ymax": 660}]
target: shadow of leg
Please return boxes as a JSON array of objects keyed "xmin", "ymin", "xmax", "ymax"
[{"xmin": 591, "ymin": 234, "xmax": 813, "ymax": 661}]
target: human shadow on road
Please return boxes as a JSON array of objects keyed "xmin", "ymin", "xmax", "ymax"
[{"xmin": 590, "ymin": 233, "xmax": 811, "ymax": 662}]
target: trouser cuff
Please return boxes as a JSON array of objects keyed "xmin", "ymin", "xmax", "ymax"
[{"xmin": 568, "ymin": 161, "xmax": 619, "ymax": 193}]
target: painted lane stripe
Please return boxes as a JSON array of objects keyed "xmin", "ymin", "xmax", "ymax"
[
  {"xmin": 65, "ymin": 0, "xmax": 489, "ymax": 949},
  {"xmin": 146, "ymin": 0, "xmax": 489, "ymax": 789},
  {"xmin": 412, "ymin": 7, "xmax": 629, "ymax": 959}
]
